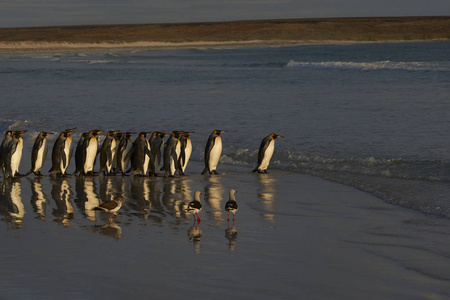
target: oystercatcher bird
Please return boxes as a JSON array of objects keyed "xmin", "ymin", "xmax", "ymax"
[
  {"xmin": 225, "ymin": 189, "xmax": 238, "ymax": 222},
  {"xmin": 97, "ymin": 197, "xmax": 124, "ymax": 219},
  {"xmin": 187, "ymin": 191, "xmax": 203, "ymax": 224}
]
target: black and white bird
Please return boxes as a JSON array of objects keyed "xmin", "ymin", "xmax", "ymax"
[
  {"xmin": 27, "ymin": 131, "xmax": 52, "ymax": 176},
  {"xmin": 201, "ymin": 129, "xmax": 227, "ymax": 175},
  {"xmin": 252, "ymin": 133, "xmax": 284, "ymax": 174},
  {"xmin": 97, "ymin": 197, "xmax": 124, "ymax": 219},
  {"xmin": 225, "ymin": 189, "xmax": 238, "ymax": 222},
  {"xmin": 187, "ymin": 191, "xmax": 203, "ymax": 224}
]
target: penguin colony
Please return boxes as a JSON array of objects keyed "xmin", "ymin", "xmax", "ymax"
[{"xmin": 0, "ymin": 129, "xmax": 284, "ymax": 179}]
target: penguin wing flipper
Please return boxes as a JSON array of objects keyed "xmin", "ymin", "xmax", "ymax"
[
  {"xmin": 257, "ymin": 137, "xmax": 272, "ymax": 166},
  {"xmin": 204, "ymin": 137, "xmax": 216, "ymax": 168},
  {"xmin": 30, "ymin": 138, "xmax": 44, "ymax": 171}
]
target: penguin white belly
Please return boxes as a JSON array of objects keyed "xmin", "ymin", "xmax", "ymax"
[
  {"xmin": 11, "ymin": 141, "xmax": 23, "ymax": 176},
  {"xmin": 142, "ymin": 141, "xmax": 150, "ymax": 174},
  {"xmin": 62, "ymin": 139, "xmax": 72, "ymax": 173},
  {"xmin": 34, "ymin": 143, "xmax": 46, "ymax": 171},
  {"xmin": 208, "ymin": 137, "xmax": 222, "ymax": 171},
  {"xmin": 259, "ymin": 140, "xmax": 275, "ymax": 170},
  {"xmin": 84, "ymin": 139, "xmax": 98, "ymax": 173},
  {"xmin": 122, "ymin": 142, "xmax": 133, "ymax": 171},
  {"xmin": 107, "ymin": 140, "xmax": 116, "ymax": 173},
  {"xmin": 170, "ymin": 141, "xmax": 181, "ymax": 175},
  {"xmin": 182, "ymin": 140, "xmax": 192, "ymax": 172}
]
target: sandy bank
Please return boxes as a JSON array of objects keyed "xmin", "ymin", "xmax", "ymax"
[{"xmin": 0, "ymin": 39, "xmax": 446, "ymax": 53}]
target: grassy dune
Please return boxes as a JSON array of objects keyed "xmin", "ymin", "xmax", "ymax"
[{"xmin": 0, "ymin": 16, "xmax": 448, "ymax": 51}]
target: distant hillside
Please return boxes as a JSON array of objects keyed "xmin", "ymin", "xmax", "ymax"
[{"xmin": 0, "ymin": 16, "xmax": 449, "ymax": 43}]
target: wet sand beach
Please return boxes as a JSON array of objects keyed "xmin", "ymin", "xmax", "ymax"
[{"xmin": 0, "ymin": 160, "xmax": 449, "ymax": 299}]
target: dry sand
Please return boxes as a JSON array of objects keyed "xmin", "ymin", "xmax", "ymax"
[{"xmin": 0, "ymin": 16, "xmax": 448, "ymax": 53}]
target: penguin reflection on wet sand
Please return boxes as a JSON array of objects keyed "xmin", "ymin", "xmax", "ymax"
[
  {"xmin": 99, "ymin": 131, "xmax": 118, "ymax": 176},
  {"xmin": 5, "ymin": 131, "xmax": 27, "ymax": 178},
  {"xmin": 201, "ymin": 130, "xmax": 227, "ymax": 175},
  {"xmin": 252, "ymin": 133, "xmax": 284, "ymax": 174},
  {"xmin": 27, "ymin": 131, "xmax": 52, "ymax": 176},
  {"xmin": 49, "ymin": 128, "xmax": 75, "ymax": 176}
]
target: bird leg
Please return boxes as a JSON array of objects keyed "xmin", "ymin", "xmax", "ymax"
[
  {"xmin": 227, "ymin": 212, "xmax": 230, "ymax": 221},
  {"xmin": 196, "ymin": 213, "xmax": 201, "ymax": 224}
]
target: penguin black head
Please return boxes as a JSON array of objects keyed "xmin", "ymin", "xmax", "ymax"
[
  {"xmin": 40, "ymin": 131, "xmax": 53, "ymax": 137},
  {"xmin": 171, "ymin": 131, "xmax": 183, "ymax": 138},
  {"xmin": 5, "ymin": 131, "xmax": 12, "ymax": 136},
  {"xmin": 183, "ymin": 132, "xmax": 195, "ymax": 137},
  {"xmin": 107, "ymin": 131, "xmax": 118, "ymax": 137},
  {"xmin": 92, "ymin": 130, "xmax": 103, "ymax": 136},
  {"xmin": 13, "ymin": 130, "xmax": 27, "ymax": 138},
  {"xmin": 115, "ymin": 132, "xmax": 125, "ymax": 139},
  {"xmin": 63, "ymin": 128, "xmax": 76, "ymax": 133},
  {"xmin": 213, "ymin": 130, "xmax": 227, "ymax": 135},
  {"xmin": 139, "ymin": 132, "xmax": 149, "ymax": 137},
  {"xmin": 271, "ymin": 133, "xmax": 284, "ymax": 139},
  {"xmin": 125, "ymin": 132, "xmax": 135, "ymax": 137}
]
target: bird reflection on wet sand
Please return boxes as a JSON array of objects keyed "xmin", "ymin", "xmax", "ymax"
[
  {"xmin": 187, "ymin": 225, "xmax": 202, "ymax": 253},
  {"xmin": 256, "ymin": 174, "xmax": 277, "ymax": 224},
  {"xmin": 225, "ymin": 225, "xmax": 238, "ymax": 251},
  {"xmin": 89, "ymin": 220, "xmax": 122, "ymax": 239}
]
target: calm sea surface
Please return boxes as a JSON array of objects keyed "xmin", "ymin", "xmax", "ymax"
[{"xmin": 0, "ymin": 41, "xmax": 449, "ymax": 216}]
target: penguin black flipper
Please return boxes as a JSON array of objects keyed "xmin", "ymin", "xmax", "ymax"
[
  {"xmin": 203, "ymin": 137, "xmax": 216, "ymax": 174},
  {"xmin": 257, "ymin": 136, "xmax": 272, "ymax": 166},
  {"xmin": 29, "ymin": 136, "xmax": 44, "ymax": 175}
]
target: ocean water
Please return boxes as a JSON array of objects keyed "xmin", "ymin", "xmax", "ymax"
[{"xmin": 0, "ymin": 41, "xmax": 449, "ymax": 217}]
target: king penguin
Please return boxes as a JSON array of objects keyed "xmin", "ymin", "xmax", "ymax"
[
  {"xmin": 82, "ymin": 129, "xmax": 103, "ymax": 175},
  {"xmin": 111, "ymin": 132, "xmax": 124, "ymax": 173},
  {"xmin": 27, "ymin": 131, "xmax": 52, "ymax": 176},
  {"xmin": 201, "ymin": 130, "xmax": 227, "ymax": 175},
  {"xmin": 115, "ymin": 132, "xmax": 134, "ymax": 175},
  {"xmin": 5, "ymin": 130, "xmax": 27, "ymax": 178},
  {"xmin": 130, "ymin": 132, "xmax": 151, "ymax": 176},
  {"xmin": 0, "ymin": 131, "xmax": 13, "ymax": 175},
  {"xmin": 179, "ymin": 131, "xmax": 194, "ymax": 175},
  {"xmin": 99, "ymin": 131, "xmax": 118, "ymax": 176},
  {"xmin": 252, "ymin": 133, "xmax": 284, "ymax": 173},
  {"xmin": 49, "ymin": 128, "xmax": 75, "ymax": 176},
  {"xmin": 74, "ymin": 132, "xmax": 88, "ymax": 175},
  {"xmin": 162, "ymin": 131, "xmax": 183, "ymax": 177},
  {"xmin": 149, "ymin": 131, "xmax": 167, "ymax": 176}
]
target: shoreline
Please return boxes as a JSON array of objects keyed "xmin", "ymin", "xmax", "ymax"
[{"xmin": 0, "ymin": 39, "xmax": 447, "ymax": 53}]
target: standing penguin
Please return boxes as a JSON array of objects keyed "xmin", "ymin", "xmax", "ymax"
[
  {"xmin": 179, "ymin": 131, "xmax": 194, "ymax": 175},
  {"xmin": 27, "ymin": 131, "xmax": 52, "ymax": 176},
  {"xmin": 130, "ymin": 132, "xmax": 151, "ymax": 176},
  {"xmin": 162, "ymin": 131, "xmax": 183, "ymax": 177},
  {"xmin": 201, "ymin": 130, "xmax": 227, "ymax": 175},
  {"xmin": 4, "ymin": 131, "xmax": 27, "ymax": 178},
  {"xmin": 49, "ymin": 128, "xmax": 75, "ymax": 176},
  {"xmin": 98, "ymin": 131, "xmax": 118, "ymax": 176},
  {"xmin": 111, "ymin": 132, "xmax": 124, "ymax": 173},
  {"xmin": 149, "ymin": 131, "xmax": 167, "ymax": 176},
  {"xmin": 82, "ymin": 130, "xmax": 103, "ymax": 175},
  {"xmin": 0, "ymin": 131, "xmax": 13, "ymax": 175},
  {"xmin": 252, "ymin": 133, "xmax": 284, "ymax": 174},
  {"xmin": 74, "ymin": 132, "xmax": 88, "ymax": 175},
  {"xmin": 115, "ymin": 132, "xmax": 135, "ymax": 175}
]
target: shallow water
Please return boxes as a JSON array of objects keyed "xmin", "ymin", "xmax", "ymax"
[{"xmin": 0, "ymin": 41, "xmax": 449, "ymax": 216}]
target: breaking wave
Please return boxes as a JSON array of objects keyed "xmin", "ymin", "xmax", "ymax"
[{"xmin": 286, "ymin": 60, "xmax": 450, "ymax": 72}]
